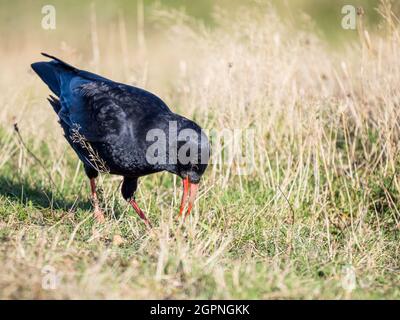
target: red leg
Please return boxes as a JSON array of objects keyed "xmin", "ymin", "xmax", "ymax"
[{"xmin": 90, "ymin": 178, "xmax": 105, "ymax": 223}]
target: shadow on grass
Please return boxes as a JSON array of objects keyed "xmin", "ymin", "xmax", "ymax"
[{"xmin": 0, "ymin": 175, "xmax": 91, "ymax": 211}]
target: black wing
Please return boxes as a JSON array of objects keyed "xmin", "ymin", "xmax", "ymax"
[{"xmin": 61, "ymin": 79, "xmax": 171, "ymax": 142}]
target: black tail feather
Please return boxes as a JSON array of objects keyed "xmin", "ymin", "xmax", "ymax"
[
  {"xmin": 40, "ymin": 52, "xmax": 77, "ymax": 71},
  {"xmin": 31, "ymin": 61, "xmax": 61, "ymax": 96},
  {"xmin": 31, "ymin": 53, "xmax": 77, "ymax": 97},
  {"xmin": 32, "ymin": 52, "xmax": 111, "ymax": 94}
]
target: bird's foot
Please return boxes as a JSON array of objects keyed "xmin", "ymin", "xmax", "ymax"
[
  {"xmin": 94, "ymin": 207, "xmax": 105, "ymax": 223},
  {"xmin": 144, "ymin": 217, "xmax": 153, "ymax": 229}
]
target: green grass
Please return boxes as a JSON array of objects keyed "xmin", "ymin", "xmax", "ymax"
[{"xmin": 0, "ymin": 129, "xmax": 398, "ymax": 299}]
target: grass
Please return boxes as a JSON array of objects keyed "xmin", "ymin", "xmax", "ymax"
[{"xmin": 0, "ymin": 1, "xmax": 400, "ymax": 299}]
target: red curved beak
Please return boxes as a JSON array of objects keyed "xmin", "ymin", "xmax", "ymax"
[{"xmin": 178, "ymin": 176, "xmax": 199, "ymax": 219}]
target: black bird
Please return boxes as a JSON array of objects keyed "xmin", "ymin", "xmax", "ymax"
[{"xmin": 31, "ymin": 53, "xmax": 209, "ymax": 226}]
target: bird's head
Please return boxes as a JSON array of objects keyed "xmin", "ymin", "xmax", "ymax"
[
  {"xmin": 144, "ymin": 116, "xmax": 210, "ymax": 218},
  {"xmin": 170, "ymin": 121, "xmax": 210, "ymax": 218}
]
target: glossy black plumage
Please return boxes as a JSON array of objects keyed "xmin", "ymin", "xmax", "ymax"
[{"xmin": 31, "ymin": 53, "xmax": 209, "ymax": 220}]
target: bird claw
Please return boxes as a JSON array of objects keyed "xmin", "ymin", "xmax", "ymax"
[
  {"xmin": 143, "ymin": 218, "xmax": 153, "ymax": 229},
  {"xmin": 94, "ymin": 208, "xmax": 105, "ymax": 223}
]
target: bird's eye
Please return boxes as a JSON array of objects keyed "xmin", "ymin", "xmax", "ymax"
[{"xmin": 192, "ymin": 164, "xmax": 199, "ymax": 171}]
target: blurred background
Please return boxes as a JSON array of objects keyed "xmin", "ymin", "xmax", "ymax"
[
  {"xmin": 0, "ymin": 0, "xmax": 394, "ymax": 110},
  {"xmin": 0, "ymin": 0, "xmax": 393, "ymax": 73},
  {"xmin": 0, "ymin": 0, "xmax": 391, "ymax": 50}
]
